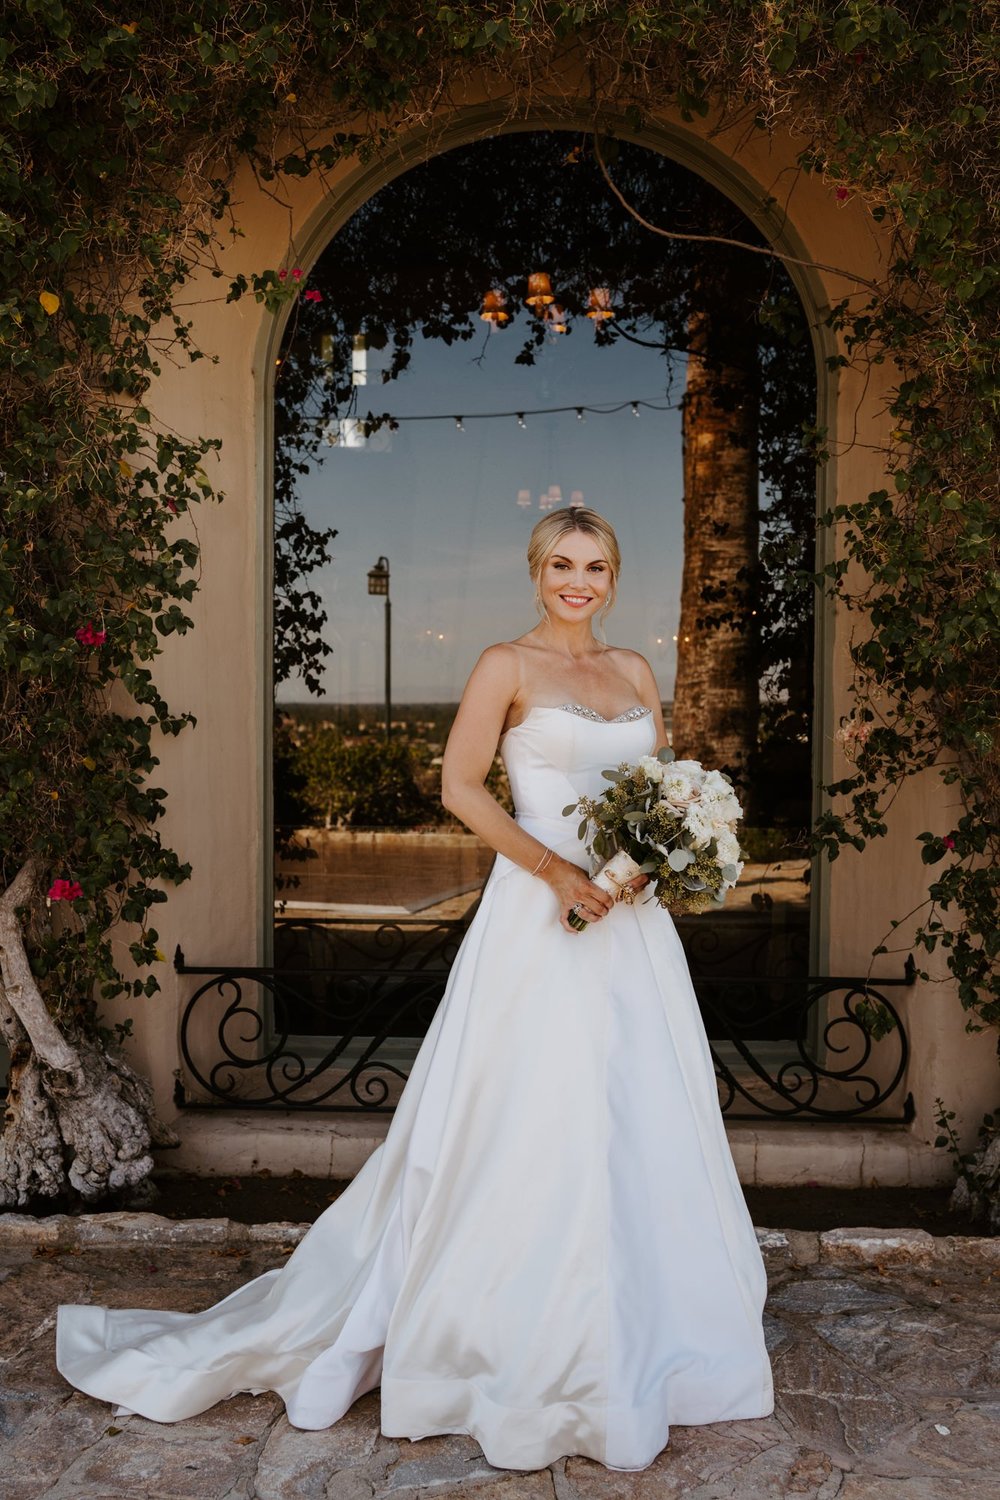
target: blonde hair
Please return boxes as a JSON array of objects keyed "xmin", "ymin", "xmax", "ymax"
[{"xmin": 527, "ymin": 506, "xmax": 621, "ymax": 632}]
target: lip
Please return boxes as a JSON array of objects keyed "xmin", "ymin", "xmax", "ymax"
[{"xmin": 558, "ymin": 593, "xmax": 594, "ymax": 607}]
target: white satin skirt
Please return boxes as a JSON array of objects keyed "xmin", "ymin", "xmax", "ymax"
[{"xmin": 57, "ymin": 850, "xmax": 773, "ymax": 1471}]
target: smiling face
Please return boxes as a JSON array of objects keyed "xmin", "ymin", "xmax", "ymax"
[{"xmin": 536, "ymin": 529, "xmax": 614, "ymax": 624}]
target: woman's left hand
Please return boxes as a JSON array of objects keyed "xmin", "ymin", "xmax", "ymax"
[{"xmin": 624, "ymin": 873, "xmax": 651, "ymax": 895}]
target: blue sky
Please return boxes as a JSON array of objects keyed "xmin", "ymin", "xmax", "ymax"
[{"xmin": 283, "ymin": 309, "xmax": 687, "ymax": 705}]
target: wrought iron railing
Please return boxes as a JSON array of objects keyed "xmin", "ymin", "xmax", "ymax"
[{"xmin": 174, "ymin": 917, "xmax": 915, "ymax": 1122}]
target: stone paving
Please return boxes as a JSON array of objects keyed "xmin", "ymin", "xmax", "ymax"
[{"xmin": 0, "ymin": 1217, "xmax": 998, "ymax": 1499}]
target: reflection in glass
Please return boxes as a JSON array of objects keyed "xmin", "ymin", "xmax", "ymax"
[{"xmin": 271, "ymin": 132, "xmax": 817, "ymax": 1080}]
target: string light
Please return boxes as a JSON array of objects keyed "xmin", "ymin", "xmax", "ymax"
[{"xmin": 316, "ymin": 397, "xmax": 677, "ymax": 437}]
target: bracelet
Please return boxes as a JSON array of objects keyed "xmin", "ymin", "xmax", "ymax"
[{"xmin": 530, "ymin": 847, "xmax": 554, "ymax": 877}]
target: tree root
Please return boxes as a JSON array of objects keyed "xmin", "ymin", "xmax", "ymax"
[{"xmin": 0, "ymin": 859, "xmax": 178, "ymax": 1207}]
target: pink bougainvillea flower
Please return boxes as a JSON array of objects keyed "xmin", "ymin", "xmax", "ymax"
[
  {"xmin": 943, "ymin": 835, "xmax": 956, "ymax": 850},
  {"xmin": 835, "ymin": 187, "xmax": 850, "ymax": 202},
  {"xmin": 278, "ymin": 268, "xmax": 288, "ymax": 281},
  {"xmin": 303, "ymin": 288, "xmax": 323, "ymax": 303},
  {"xmin": 166, "ymin": 498, "xmax": 178, "ymax": 514},
  {"xmin": 75, "ymin": 623, "xmax": 107, "ymax": 647},
  {"xmin": 291, "ymin": 267, "xmax": 303, "ymax": 282},
  {"xmin": 48, "ymin": 879, "xmax": 84, "ymax": 902}
]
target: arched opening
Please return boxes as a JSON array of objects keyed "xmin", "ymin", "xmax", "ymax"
[{"xmin": 262, "ymin": 125, "xmax": 829, "ymax": 1111}]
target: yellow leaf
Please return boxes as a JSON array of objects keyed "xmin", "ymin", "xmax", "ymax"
[
  {"xmin": 39, "ymin": 291, "xmax": 60, "ymax": 316},
  {"xmin": 118, "ymin": 458, "xmax": 133, "ymax": 477},
  {"xmin": 154, "ymin": 949, "xmax": 167, "ymax": 963},
  {"xmin": 81, "ymin": 756, "xmax": 97, "ymax": 771},
  {"xmin": 50, "ymin": 790, "xmax": 60, "ymax": 800},
  {"xmin": 285, "ymin": 92, "xmax": 297, "ymax": 104},
  {"xmin": 122, "ymin": 22, "xmax": 138, "ymax": 34}
]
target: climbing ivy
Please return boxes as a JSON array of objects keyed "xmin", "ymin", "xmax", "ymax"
[{"xmin": 0, "ymin": 2, "xmax": 996, "ymax": 1040}]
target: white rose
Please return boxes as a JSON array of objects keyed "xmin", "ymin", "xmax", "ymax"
[
  {"xmin": 638, "ymin": 755, "xmax": 665, "ymax": 784},
  {"xmin": 711, "ymin": 793, "xmax": 743, "ymax": 823},
  {"xmin": 670, "ymin": 758, "xmax": 706, "ymax": 786}
]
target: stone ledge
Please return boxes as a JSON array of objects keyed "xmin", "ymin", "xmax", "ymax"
[
  {"xmin": 0, "ymin": 1211, "xmax": 308, "ymax": 1249},
  {"xmin": 817, "ymin": 1223, "xmax": 1000, "ymax": 1268},
  {"xmin": 0, "ymin": 1213, "xmax": 996, "ymax": 1263}
]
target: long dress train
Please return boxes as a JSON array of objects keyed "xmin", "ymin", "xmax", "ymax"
[{"xmin": 56, "ymin": 703, "xmax": 774, "ymax": 1472}]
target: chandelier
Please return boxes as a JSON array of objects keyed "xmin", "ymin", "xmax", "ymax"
[{"xmin": 478, "ymin": 275, "xmax": 616, "ymax": 333}]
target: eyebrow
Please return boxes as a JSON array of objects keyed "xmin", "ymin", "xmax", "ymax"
[{"xmin": 549, "ymin": 553, "xmax": 608, "ymax": 565}]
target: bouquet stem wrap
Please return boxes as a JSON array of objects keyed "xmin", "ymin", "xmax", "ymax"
[{"xmin": 567, "ymin": 850, "xmax": 643, "ymax": 932}]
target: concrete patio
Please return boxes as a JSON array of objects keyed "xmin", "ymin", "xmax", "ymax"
[{"xmin": 0, "ymin": 1215, "xmax": 998, "ymax": 1499}]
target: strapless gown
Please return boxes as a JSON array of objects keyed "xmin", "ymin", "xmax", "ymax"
[{"xmin": 56, "ymin": 704, "xmax": 773, "ymax": 1472}]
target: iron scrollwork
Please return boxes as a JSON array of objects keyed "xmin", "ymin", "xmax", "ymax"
[{"xmin": 175, "ymin": 921, "xmax": 914, "ymax": 1121}]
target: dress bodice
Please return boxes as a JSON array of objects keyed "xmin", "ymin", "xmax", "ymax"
[{"xmin": 499, "ymin": 705, "xmax": 657, "ymax": 869}]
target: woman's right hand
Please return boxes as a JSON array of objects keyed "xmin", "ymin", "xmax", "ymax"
[{"xmin": 541, "ymin": 855, "xmax": 616, "ymax": 932}]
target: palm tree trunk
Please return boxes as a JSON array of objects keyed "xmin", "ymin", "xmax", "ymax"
[{"xmin": 673, "ymin": 304, "xmax": 760, "ymax": 782}]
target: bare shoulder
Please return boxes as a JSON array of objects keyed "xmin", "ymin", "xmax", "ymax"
[
  {"xmin": 606, "ymin": 644, "xmax": 657, "ymax": 690},
  {"xmin": 463, "ymin": 641, "xmax": 522, "ymax": 697},
  {"xmin": 475, "ymin": 640, "xmax": 522, "ymax": 677}
]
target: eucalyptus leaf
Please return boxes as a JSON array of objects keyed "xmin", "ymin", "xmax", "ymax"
[
  {"xmin": 657, "ymin": 747, "xmax": 675, "ymax": 763},
  {"xmin": 667, "ymin": 847, "xmax": 695, "ymax": 871},
  {"xmin": 562, "ymin": 802, "xmax": 579, "ymax": 817}
]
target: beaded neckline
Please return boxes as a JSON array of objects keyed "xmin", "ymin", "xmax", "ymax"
[
  {"xmin": 500, "ymin": 703, "xmax": 653, "ymax": 740},
  {"xmin": 555, "ymin": 702, "xmax": 652, "ymax": 724}
]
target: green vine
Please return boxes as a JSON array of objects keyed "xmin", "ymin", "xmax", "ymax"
[{"xmin": 1, "ymin": 2, "xmax": 997, "ymax": 1044}]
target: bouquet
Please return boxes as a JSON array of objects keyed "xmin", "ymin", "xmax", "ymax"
[{"xmin": 562, "ymin": 747, "xmax": 744, "ymax": 931}]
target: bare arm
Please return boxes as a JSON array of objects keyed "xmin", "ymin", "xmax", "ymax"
[{"xmin": 440, "ymin": 645, "xmax": 615, "ymax": 929}]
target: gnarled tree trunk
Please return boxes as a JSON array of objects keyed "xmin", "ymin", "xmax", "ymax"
[{"xmin": 0, "ymin": 859, "xmax": 177, "ymax": 1207}]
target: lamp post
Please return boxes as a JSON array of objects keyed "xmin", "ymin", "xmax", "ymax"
[{"xmin": 367, "ymin": 555, "xmax": 391, "ymax": 740}]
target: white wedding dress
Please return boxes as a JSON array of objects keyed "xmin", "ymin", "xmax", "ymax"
[{"xmin": 56, "ymin": 703, "xmax": 773, "ymax": 1472}]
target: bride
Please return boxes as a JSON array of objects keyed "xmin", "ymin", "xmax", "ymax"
[{"xmin": 56, "ymin": 505, "xmax": 774, "ymax": 1473}]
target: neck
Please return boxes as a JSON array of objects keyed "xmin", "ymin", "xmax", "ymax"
[{"xmin": 536, "ymin": 616, "xmax": 602, "ymax": 658}]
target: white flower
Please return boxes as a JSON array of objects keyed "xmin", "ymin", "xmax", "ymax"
[
  {"xmin": 669, "ymin": 758, "xmax": 706, "ymax": 786},
  {"xmin": 638, "ymin": 755, "xmax": 665, "ymax": 784},
  {"xmin": 712, "ymin": 792, "xmax": 743, "ymax": 823},
  {"xmin": 716, "ymin": 829, "xmax": 741, "ymax": 866},
  {"xmin": 682, "ymin": 803, "xmax": 716, "ymax": 849},
  {"xmin": 700, "ymin": 771, "xmax": 742, "ymax": 822},
  {"xmin": 659, "ymin": 770, "xmax": 699, "ymax": 811}
]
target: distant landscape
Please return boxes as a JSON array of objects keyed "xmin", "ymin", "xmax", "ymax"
[{"xmin": 282, "ymin": 700, "xmax": 676, "ymax": 742}]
